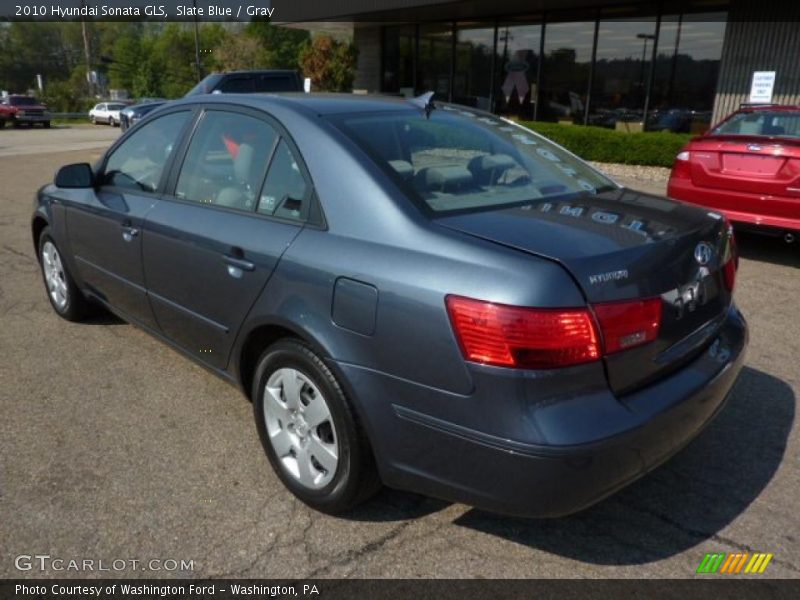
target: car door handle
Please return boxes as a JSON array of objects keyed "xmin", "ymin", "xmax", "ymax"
[
  {"xmin": 121, "ymin": 225, "xmax": 139, "ymax": 242},
  {"xmin": 223, "ymin": 254, "xmax": 255, "ymax": 272}
]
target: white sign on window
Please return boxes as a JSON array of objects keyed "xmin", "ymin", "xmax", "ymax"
[{"xmin": 749, "ymin": 71, "xmax": 776, "ymax": 103}]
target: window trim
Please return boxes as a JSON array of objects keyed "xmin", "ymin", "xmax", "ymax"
[
  {"xmin": 160, "ymin": 103, "xmax": 326, "ymax": 229},
  {"xmin": 97, "ymin": 107, "xmax": 197, "ymax": 199}
]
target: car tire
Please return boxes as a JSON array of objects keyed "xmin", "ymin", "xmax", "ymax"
[
  {"xmin": 12, "ymin": 120, "xmax": 20, "ymax": 128},
  {"xmin": 109, "ymin": 117, "xmax": 116, "ymax": 127},
  {"xmin": 0, "ymin": 120, "xmax": 5, "ymax": 128},
  {"xmin": 90, "ymin": 116, "xmax": 96, "ymax": 125},
  {"xmin": 43, "ymin": 121, "xmax": 51, "ymax": 128},
  {"xmin": 37, "ymin": 228, "xmax": 89, "ymax": 322},
  {"xmin": 252, "ymin": 339, "xmax": 380, "ymax": 514}
]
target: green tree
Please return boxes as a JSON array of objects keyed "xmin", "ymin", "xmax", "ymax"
[
  {"xmin": 246, "ymin": 20, "xmax": 310, "ymax": 69},
  {"xmin": 299, "ymin": 35, "xmax": 358, "ymax": 92}
]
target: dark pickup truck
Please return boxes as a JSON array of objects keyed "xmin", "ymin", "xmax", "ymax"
[{"xmin": 0, "ymin": 95, "xmax": 50, "ymax": 128}]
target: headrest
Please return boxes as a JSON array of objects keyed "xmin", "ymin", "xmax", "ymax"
[
  {"xmin": 468, "ymin": 154, "xmax": 518, "ymax": 173},
  {"xmin": 415, "ymin": 165, "xmax": 473, "ymax": 191},
  {"xmin": 389, "ymin": 160, "xmax": 414, "ymax": 181},
  {"xmin": 233, "ymin": 143, "xmax": 255, "ymax": 181}
]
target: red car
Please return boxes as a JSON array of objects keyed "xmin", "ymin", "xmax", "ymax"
[{"xmin": 668, "ymin": 104, "xmax": 800, "ymax": 240}]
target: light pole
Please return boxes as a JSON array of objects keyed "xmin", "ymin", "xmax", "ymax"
[{"xmin": 636, "ymin": 33, "xmax": 656, "ymax": 92}]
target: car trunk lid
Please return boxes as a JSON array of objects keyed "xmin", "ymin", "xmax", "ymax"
[
  {"xmin": 437, "ymin": 188, "xmax": 734, "ymax": 395},
  {"xmin": 687, "ymin": 135, "xmax": 800, "ymax": 200}
]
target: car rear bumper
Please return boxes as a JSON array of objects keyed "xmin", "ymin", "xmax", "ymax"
[
  {"xmin": 336, "ymin": 304, "xmax": 747, "ymax": 517},
  {"xmin": 668, "ymin": 178, "xmax": 800, "ymax": 232}
]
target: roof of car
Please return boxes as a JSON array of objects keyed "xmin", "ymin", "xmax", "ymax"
[
  {"xmin": 173, "ymin": 92, "xmax": 425, "ymax": 116},
  {"xmin": 738, "ymin": 104, "xmax": 800, "ymax": 112}
]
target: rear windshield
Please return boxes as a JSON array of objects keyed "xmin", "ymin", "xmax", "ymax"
[
  {"xmin": 712, "ymin": 110, "xmax": 800, "ymax": 138},
  {"xmin": 8, "ymin": 96, "xmax": 38, "ymax": 106},
  {"xmin": 331, "ymin": 107, "xmax": 615, "ymax": 214}
]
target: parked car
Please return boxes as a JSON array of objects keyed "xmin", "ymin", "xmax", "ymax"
[
  {"xmin": 0, "ymin": 95, "xmax": 50, "ymax": 128},
  {"xmin": 185, "ymin": 70, "xmax": 304, "ymax": 96},
  {"xmin": 33, "ymin": 93, "xmax": 746, "ymax": 517},
  {"xmin": 668, "ymin": 104, "xmax": 800, "ymax": 240},
  {"xmin": 89, "ymin": 102, "xmax": 128, "ymax": 126},
  {"xmin": 120, "ymin": 99, "xmax": 167, "ymax": 131}
]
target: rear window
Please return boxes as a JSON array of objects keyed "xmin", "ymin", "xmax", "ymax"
[
  {"xmin": 331, "ymin": 107, "xmax": 615, "ymax": 214},
  {"xmin": 9, "ymin": 96, "xmax": 38, "ymax": 106},
  {"xmin": 712, "ymin": 110, "xmax": 800, "ymax": 138},
  {"xmin": 254, "ymin": 75, "xmax": 299, "ymax": 92}
]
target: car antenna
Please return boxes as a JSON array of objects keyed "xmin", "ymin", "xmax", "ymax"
[{"xmin": 409, "ymin": 91, "xmax": 436, "ymax": 118}]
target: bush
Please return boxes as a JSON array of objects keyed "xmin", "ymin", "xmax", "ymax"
[{"xmin": 517, "ymin": 121, "xmax": 692, "ymax": 168}]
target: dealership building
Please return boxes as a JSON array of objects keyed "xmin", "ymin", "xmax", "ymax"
[{"xmin": 280, "ymin": 0, "xmax": 800, "ymax": 131}]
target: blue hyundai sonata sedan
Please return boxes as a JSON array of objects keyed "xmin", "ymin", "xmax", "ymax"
[{"xmin": 33, "ymin": 93, "xmax": 746, "ymax": 517}]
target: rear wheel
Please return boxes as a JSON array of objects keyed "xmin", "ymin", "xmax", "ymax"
[
  {"xmin": 38, "ymin": 229, "xmax": 89, "ymax": 322},
  {"xmin": 109, "ymin": 117, "xmax": 116, "ymax": 127},
  {"xmin": 43, "ymin": 121, "xmax": 51, "ymax": 128},
  {"xmin": 252, "ymin": 339, "xmax": 380, "ymax": 513}
]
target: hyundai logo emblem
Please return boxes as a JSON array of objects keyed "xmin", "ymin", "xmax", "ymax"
[{"xmin": 694, "ymin": 242, "xmax": 714, "ymax": 266}]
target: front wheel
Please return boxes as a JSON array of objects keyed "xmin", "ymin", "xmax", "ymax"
[
  {"xmin": 38, "ymin": 229, "xmax": 89, "ymax": 321},
  {"xmin": 252, "ymin": 339, "xmax": 380, "ymax": 514}
]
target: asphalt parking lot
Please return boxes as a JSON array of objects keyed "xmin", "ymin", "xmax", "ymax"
[{"xmin": 1, "ymin": 125, "xmax": 798, "ymax": 579}]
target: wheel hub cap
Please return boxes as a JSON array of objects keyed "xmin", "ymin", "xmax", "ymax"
[
  {"xmin": 263, "ymin": 368, "xmax": 339, "ymax": 490},
  {"xmin": 41, "ymin": 241, "xmax": 68, "ymax": 311}
]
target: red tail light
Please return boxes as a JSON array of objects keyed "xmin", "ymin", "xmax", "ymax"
[
  {"xmin": 671, "ymin": 150, "xmax": 692, "ymax": 179},
  {"xmin": 445, "ymin": 296, "xmax": 600, "ymax": 369},
  {"xmin": 446, "ymin": 295, "xmax": 664, "ymax": 369},
  {"xmin": 593, "ymin": 298, "xmax": 662, "ymax": 354}
]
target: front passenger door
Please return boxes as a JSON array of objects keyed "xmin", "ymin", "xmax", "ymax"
[{"xmin": 142, "ymin": 108, "xmax": 311, "ymax": 369}]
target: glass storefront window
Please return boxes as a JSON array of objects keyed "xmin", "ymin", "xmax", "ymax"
[
  {"xmin": 382, "ymin": 25, "xmax": 416, "ymax": 95},
  {"xmin": 650, "ymin": 13, "xmax": 727, "ymax": 133},
  {"xmin": 588, "ymin": 18, "xmax": 657, "ymax": 130},
  {"xmin": 417, "ymin": 24, "xmax": 453, "ymax": 100},
  {"xmin": 494, "ymin": 23, "xmax": 542, "ymax": 120},
  {"xmin": 380, "ymin": 9, "xmax": 727, "ymax": 130},
  {"xmin": 541, "ymin": 21, "xmax": 595, "ymax": 123},
  {"xmin": 453, "ymin": 25, "xmax": 495, "ymax": 111}
]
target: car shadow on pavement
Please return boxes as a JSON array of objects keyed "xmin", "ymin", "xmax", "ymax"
[
  {"xmin": 452, "ymin": 366, "xmax": 794, "ymax": 565},
  {"xmin": 736, "ymin": 231, "xmax": 800, "ymax": 268},
  {"xmin": 82, "ymin": 308, "xmax": 126, "ymax": 326},
  {"xmin": 342, "ymin": 487, "xmax": 450, "ymax": 522}
]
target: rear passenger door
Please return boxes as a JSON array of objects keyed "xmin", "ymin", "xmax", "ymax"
[{"xmin": 142, "ymin": 107, "xmax": 314, "ymax": 369}]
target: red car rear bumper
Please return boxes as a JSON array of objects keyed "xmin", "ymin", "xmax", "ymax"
[{"xmin": 668, "ymin": 178, "xmax": 800, "ymax": 233}]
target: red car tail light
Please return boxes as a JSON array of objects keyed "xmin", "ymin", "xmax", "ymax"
[
  {"xmin": 445, "ymin": 296, "xmax": 601, "ymax": 369},
  {"xmin": 592, "ymin": 298, "xmax": 662, "ymax": 354},
  {"xmin": 671, "ymin": 150, "xmax": 692, "ymax": 180},
  {"xmin": 446, "ymin": 295, "xmax": 664, "ymax": 369}
]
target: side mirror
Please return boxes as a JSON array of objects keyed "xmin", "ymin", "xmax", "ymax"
[{"xmin": 55, "ymin": 163, "xmax": 94, "ymax": 188}]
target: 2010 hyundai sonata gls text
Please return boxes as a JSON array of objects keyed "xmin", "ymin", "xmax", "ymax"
[{"xmin": 33, "ymin": 93, "xmax": 747, "ymax": 517}]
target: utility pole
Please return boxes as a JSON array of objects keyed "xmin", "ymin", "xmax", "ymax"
[
  {"xmin": 80, "ymin": 0, "xmax": 93, "ymax": 96},
  {"xmin": 193, "ymin": 0, "xmax": 202, "ymax": 81}
]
